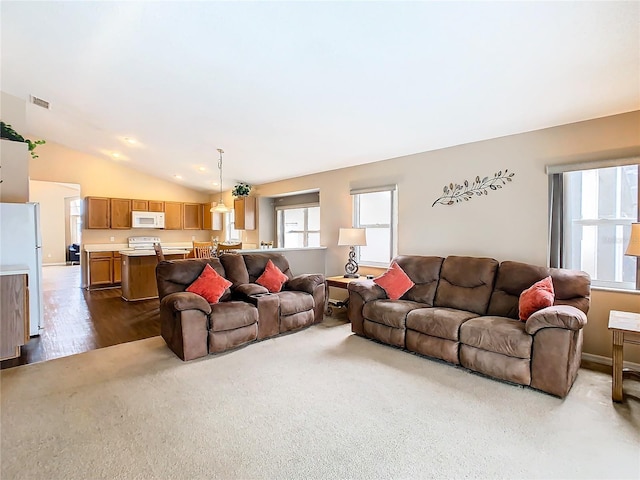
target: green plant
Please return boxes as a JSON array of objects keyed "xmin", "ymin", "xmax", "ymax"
[
  {"xmin": 1, "ymin": 121, "xmax": 46, "ymax": 159},
  {"xmin": 232, "ymin": 182, "xmax": 252, "ymax": 197}
]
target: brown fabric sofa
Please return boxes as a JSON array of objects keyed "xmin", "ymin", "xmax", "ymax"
[
  {"xmin": 156, "ymin": 253, "xmax": 326, "ymax": 361},
  {"xmin": 348, "ymin": 255, "xmax": 591, "ymax": 397}
]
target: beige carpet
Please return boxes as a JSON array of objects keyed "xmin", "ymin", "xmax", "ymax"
[{"xmin": 1, "ymin": 319, "xmax": 639, "ymax": 480}]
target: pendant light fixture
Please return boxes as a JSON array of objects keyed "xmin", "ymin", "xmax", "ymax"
[{"xmin": 211, "ymin": 148, "xmax": 229, "ymax": 213}]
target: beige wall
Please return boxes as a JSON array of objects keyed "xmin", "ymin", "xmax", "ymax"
[
  {"xmin": 29, "ymin": 180, "xmax": 80, "ymax": 264},
  {"xmin": 0, "ymin": 140, "xmax": 29, "ymax": 203},
  {"xmin": 30, "ymin": 141, "xmax": 214, "ymax": 246},
  {"xmin": 250, "ymin": 111, "xmax": 640, "ymax": 363}
]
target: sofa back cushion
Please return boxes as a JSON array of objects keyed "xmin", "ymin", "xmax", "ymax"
[
  {"xmin": 393, "ymin": 255, "xmax": 444, "ymax": 305},
  {"xmin": 241, "ymin": 253, "xmax": 294, "ymax": 283},
  {"xmin": 434, "ymin": 256, "xmax": 498, "ymax": 315},
  {"xmin": 219, "ymin": 253, "xmax": 250, "ymax": 287},
  {"xmin": 156, "ymin": 258, "xmax": 231, "ymax": 302},
  {"xmin": 487, "ymin": 261, "xmax": 591, "ymax": 319}
]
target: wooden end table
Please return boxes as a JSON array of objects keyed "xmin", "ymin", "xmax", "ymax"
[
  {"xmin": 608, "ymin": 310, "xmax": 640, "ymax": 402},
  {"xmin": 325, "ymin": 275, "xmax": 367, "ymax": 316}
]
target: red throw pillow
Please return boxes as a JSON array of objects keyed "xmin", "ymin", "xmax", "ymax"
[
  {"xmin": 374, "ymin": 261, "xmax": 415, "ymax": 300},
  {"xmin": 518, "ymin": 276, "xmax": 555, "ymax": 321},
  {"xmin": 186, "ymin": 264, "xmax": 232, "ymax": 304},
  {"xmin": 256, "ymin": 259, "xmax": 289, "ymax": 293}
]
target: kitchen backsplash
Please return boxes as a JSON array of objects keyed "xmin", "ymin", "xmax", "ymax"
[{"xmin": 82, "ymin": 228, "xmax": 216, "ymax": 246}]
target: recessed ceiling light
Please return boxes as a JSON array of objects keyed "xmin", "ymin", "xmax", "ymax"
[
  {"xmin": 111, "ymin": 152, "xmax": 122, "ymax": 159},
  {"xmin": 123, "ymin": 137, "xmax": 137, "ymax": 145},
  {"xmin": 174, "ymin": 175, "xmax": 183, "ymax": 180},
  {"xmin": 198, "ymin": 166, "xmax": 206, "ymax": 172},
  {"xmin": 212, "ymin": 182, "xmax": 219, "ymax": 186}
]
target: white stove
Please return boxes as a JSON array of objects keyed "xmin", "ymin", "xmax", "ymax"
[{"xmin": 128, "ymin": 236, "xmax": 162, "ymax": 250}]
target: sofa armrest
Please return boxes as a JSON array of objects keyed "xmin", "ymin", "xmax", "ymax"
[
  {"xmin": 160, "ymin": 292, "xmax": 212, "ymax": 315},
  {"xmin": 234, "ymin": 283, "xmax": 269, "ymax": 297},
  {"xmin": 286, "ymin": 274, "xmax": 325, "ymax": 295},
  {"xmin": 525, "ymin": 305, "xmax": 587, "ymax": 335},
  {"xmin": 347, "ymin": 280, "xmax": 386, "ymax": 302}
]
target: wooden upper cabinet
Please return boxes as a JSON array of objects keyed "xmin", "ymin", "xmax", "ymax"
[
  {"xmin": 148, "ymin": 201, "xmax": 164, "ymax": 212},
  {"xmin": 110, "ymin": 198, "xmax": 132, "ymax": 229},
  {"xmin": 234, "ymin": 196, "xmax": 256, "ymax": 230},
  {"xmin": 164, "ymin": 202, "xmax": 183, "ymax": 230},
  {"xmin": 202, "ymin": 203, "xmax": 212, "ymax": 230},
  {"xmin": 85, "ymin": 197, "xmax": 110, "ymax": 229},
  {"xmin": 183, "ymin": 203, "xmax": 203, "ymax": 230},
  {"xmin": 132, "ymin": 199, "xmax": 148, "ymax": 211}
]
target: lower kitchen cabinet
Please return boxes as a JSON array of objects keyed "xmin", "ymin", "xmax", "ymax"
[
  {"xmin": 88, "ymin": 251, "xmax": 123, "ymax": 288},
  {"xmin": 0, "ymin": 272, "xmax": 29, "ymax": 360}
]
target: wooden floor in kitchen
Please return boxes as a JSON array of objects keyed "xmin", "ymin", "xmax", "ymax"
[{"xmin": 0, "ymin": 265, "xmax": 160, "ymax": 369}]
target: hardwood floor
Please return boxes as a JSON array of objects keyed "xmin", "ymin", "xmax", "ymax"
[{"xmin": 1, "ymin": 265, "xmax": 160, "ymax": 369}]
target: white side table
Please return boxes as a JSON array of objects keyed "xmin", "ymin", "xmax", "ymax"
[{"xmin": 608, "ymin": 310, "xmax": 640, "ymax": 402}]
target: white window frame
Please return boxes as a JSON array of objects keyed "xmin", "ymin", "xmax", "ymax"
[
  {"xmin": 548, "ymin": 158, "xmax": 639, "ymax": 290},
  {"xmin": 276, "ymin": 203, "xmax": 320, "ymax": 248},
  {"xmin": 225, "ymin": 210, "xmax": 241, "ymax": 242},
  {"xmin": 352, "ymin": 185, "xmax": 397, "ymax": 267}
]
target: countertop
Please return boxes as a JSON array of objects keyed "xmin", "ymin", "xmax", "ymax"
[{"xmin": 0, "ymin": 264, "xmax": 30, "ymax": 275}]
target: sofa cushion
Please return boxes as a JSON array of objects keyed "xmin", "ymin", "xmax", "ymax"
[
  {"xmin": 434, "ymin": 256, "xmax": 498, "ymax": 315},
  {"xmin": 256, "ymin": 259, "xmax": 289, "ymax": 293},
  {"xmin": 219, "ymin": 253, "xmax": 250, "ymax": 287},
  {"xmin": 363, "ymin": 299, "xmax": 427, "ymax": 329},
  {"xmin": 518, "ymin": 276, "xmax": 554, "ymax": 321},
  {"xmin": 460, "ymin": 316, "xmax": 532, "ymax": 359},
  {"xmin": 487, "ymin": 261, "xmax": 591, "ymax": 319},
  {"xmin": 156, "ymin": 258, "xmax": 232, "ymax": 302},
  {"xmin": 242, "ymin": 253, "xmax": 293, "ymax": 283},
  {"xmin": 276, "ymin": 291, "xmax": 314, "ymax": 316},
  {"xmin": 393, "ymin": 255, "xmax": 444, "ymax": 305},
  {"xmin": 186, "ymin": 264, "xmax": 232, "ymax": 304},
  {"xmin": 209, "ymin": 301, "xmax": 258, "ymax": 332},
  {"xmin": 374, "ymin": 262, "xmax": 415, "ymax": 300},
  {"xmin": 406, "ymin": 307, "xmax": 479, "ymax": 341}
]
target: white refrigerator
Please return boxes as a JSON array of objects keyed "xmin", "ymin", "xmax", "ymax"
[{"xmin": 0, "ymin": 202, "xmax": 43, "ymax": 336}]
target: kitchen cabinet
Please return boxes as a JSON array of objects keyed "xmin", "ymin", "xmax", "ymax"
[
  {"xmin": 132, "ymin": 199, "xmax": 148, "ymax": 211},
  {"xmin": 89, "ymin": 252, "xmax": 113, "ymax": 286},
  {"xmin": 88, "ymin": 251, "xmax": 123, "ymax": 287},
  {"xmin": 0, "ymin": 272, "xmax": 29, "ymax": 360},
  {"xmin": 112, "ymin": 252, "xmax": 122, "ymax": 283},
  {"xmin": 164, "ymin": 202, "xmax": 183, "ymax": 230},
  {"xmin": 85, "ymin": 197, "xmax": 110, "ymax": 229},
  {"xmin": 234, "ymin": 196, "xmax": 256, "ymax": 230},
  {"xmin": 110, "ymin": 198, "xmax": 132, "ymax": 229},
  {"xmin": 121, "ymin": 252, "xmax": 187, "ymax": 301},
  {"xmin": 183, "ymin": 203, "xmax": 203, "ymax": 230},
  {"xmin": 202, "ymin": 204, "xmax": 223, "ymax": 230},
  {"xmin": 148, "ymin": 201, "xmax": 164, "ymax": 212}
]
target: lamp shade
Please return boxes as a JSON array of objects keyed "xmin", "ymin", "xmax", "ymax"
[
  {"xmin": 625, "ymin": 223, "xmax": 640, "ymax": 257},
  {"xmin": 338, "ymin": 228, "xmax": 367, "ymax": 246}
]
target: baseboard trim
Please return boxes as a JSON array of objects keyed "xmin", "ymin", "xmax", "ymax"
[
  {"xmin": 582, "ymin": 352, "xmax": 640, "ymax": 371},
  {"xmin": 43, "ymin": 262, "xmax": 68, "ymax": 266}
]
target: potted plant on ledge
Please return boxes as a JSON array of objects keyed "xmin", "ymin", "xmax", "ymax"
[
  {"xmin": 232, "ymin": 182, "xmax": 252, "ymax": 198},
  {"xmin": 1, "ymin": 122, "xmax": 45, "ymax": 159}
]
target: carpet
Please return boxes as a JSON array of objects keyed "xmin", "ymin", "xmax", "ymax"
[{"xmin": 1, "ymin": 319, "xmax": 639, "ymax": 480}]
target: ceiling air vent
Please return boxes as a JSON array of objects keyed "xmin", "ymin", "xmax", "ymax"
[{"xmin": 30, "ymin": 95, "xmax": 50, "ymax": 110}]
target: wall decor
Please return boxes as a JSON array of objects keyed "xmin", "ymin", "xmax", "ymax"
[{"xmin": 431, "ymin": 169, "xmax": 515, "ymax": 207}]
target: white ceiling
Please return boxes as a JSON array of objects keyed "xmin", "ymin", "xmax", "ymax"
[{"xmin": 2, "ymin": 1, "xmax": 638, "ymax": 193}]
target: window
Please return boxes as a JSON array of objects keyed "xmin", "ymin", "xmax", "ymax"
[
  {"xmin": 276, "ymin": 206, "xmax": 320, "ymax": 248},
  {"xmin": 553, "ymin": 163, "xmax": 638, "ymax": 289},
  {"xmin": 352, "ymin": 186, "xmax": 397, "ymax": 266},
  {"xmin": 69, "ymin": 198, "xmax": 81, "ymax": 245},
  {"xmin": 225, "ymin": 210, "xmax": 241, "ymax": 242}
]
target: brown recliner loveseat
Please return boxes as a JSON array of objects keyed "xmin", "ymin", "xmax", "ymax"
[
  {"xmin": 348, "ymin": 255, "xmax": 591, "ymax": 397},
  {"xmin": 156, "ymin": 253, "xmax": 326, "ymax": 361}
]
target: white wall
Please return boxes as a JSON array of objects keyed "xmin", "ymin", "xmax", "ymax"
[{"xmin": 29, "ymin": 180, "xmax": 80, "ymax": 264}]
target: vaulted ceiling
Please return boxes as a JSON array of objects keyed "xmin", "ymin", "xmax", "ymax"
[{"xmin": 2, "ymin": 1, "xmax": 638, "ymax": 192}]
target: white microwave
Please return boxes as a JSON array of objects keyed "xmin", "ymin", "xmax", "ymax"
[{"xmin": 132, "ymin": 211, "xmax": 165, "ymax": 229}]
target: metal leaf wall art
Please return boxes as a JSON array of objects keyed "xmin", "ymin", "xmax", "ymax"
[{"xmin": 431, "ymin": 169, "xmax": 515, "ymax": 207}]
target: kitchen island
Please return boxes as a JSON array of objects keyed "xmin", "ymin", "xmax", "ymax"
[{"xmin": 120, "ymin": 249, "xmax": 188, "ymax": 301}]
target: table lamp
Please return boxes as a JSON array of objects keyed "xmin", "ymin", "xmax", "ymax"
[
  {"xmin": 625, "ymin": 222, "xmax": 640, "ymax": 289},
  {"xmin": 338, "ymin": 228, "xmax": 367, "ymax": 278}
]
